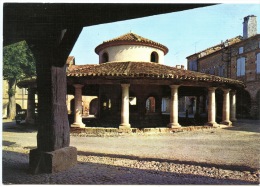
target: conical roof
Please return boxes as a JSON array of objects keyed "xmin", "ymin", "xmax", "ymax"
[{"xmin": 95, "ymin": 32, "xmax": 168, "ymax": 55}]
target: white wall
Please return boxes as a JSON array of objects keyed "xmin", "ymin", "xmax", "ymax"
[{"xmin": 99, "ymin": 45, "xmax": 165, "ymax": 64}]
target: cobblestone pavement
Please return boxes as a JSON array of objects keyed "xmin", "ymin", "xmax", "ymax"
[{"xmin": 2, "ymin": 119, "xmax": 260, "ymax": 184}]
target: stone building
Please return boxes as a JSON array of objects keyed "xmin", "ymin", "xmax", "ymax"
[
  {"xmin": 2, "ymin": 80, "xmax": 38, "ymax": 119},
  {"xmin": 187, "ymin": 15, "xmax": 260, "ymax": 119},
  {"xmin": 67, "ymin": 32, "xmax": 244, "ymax": 128}
]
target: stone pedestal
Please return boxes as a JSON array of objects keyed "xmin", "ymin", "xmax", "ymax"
[
  {"xmin": 29, "ymin": 146, "xmax": 77, "ymax": 174},
  {"xmin": 168, "ymin": 85, "xmax": 181, "ymax": 128}
]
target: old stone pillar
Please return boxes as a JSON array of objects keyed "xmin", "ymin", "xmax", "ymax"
[
  {"xmin": 29, "ymin": 27, "xmax": 82, "ymax": 174},
  {"xmin": 194, "ymin": 96, "xmax": 200, "ymax": 119},
  {"xmin": 71, "ymin": 84, "xmax": 85, "ymax": 128},
  {"xmin": 168, "ymin": 85, "xmax": 181, "ymax": 128},
  {"xmin": 205, "ymin": 87, "xmax": 218, "ymax": 127},
  {"xmin": 221, "ymin": 88, "xmax": 232, "ymax": 126},
  {"xmin": 120, "ymin": 84, "xmax": 131, "ymax": 129},
  {"xmin": 25, "ymin": 87, "xmax": 36, "ymax": 125},
  {"xmin": 230, "ymin": 90, "xmax": 237, "ymax": 122}
]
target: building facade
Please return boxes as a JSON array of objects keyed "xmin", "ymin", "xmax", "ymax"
[
  {"xmin": 187, "ymin": 15, "xmax": 260, "ymax": 119},
  {"xmin": 2, "ymin": 80, "xmax": 31, "ymax": 118},
  {"xmin": 67, "ymin": 32, "xmax": 244, "ymax": 129}
]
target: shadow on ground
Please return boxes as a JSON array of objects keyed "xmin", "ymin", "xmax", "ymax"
[
  {"xmin": 77, "ymin": 150, "xmax": 257, "ymax": 172},
  {"xmin": 223, "ymin": 120, "xmax": 260, "ymax": 133},
  {"xmin": 2, "ymin": 121, "xmax": 38, "ymax": 133},
  {"xmin": 2, "ymin": 150, "xmax": 258, "ymax": 185}
]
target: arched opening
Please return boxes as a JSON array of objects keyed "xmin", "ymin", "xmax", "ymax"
[
  {"xmin": 150, "ymin": 52, "xmax": 159, "ymax": 63},
  {"xmin": 16, "ymin": 103, "xmax": 22, "ymax": 113},
  {"xmin": 101, "ymin": 52, "xmax": 109, "ymax": 63},
  {"xmin": 236, "ymin": 89, "xmax": 251, "ymax": 118},
  {"xmin": 215, "ymin": 89, "xmax": 224, "ymax": 123},
  {"xmin": 89, "ymin": 98, "xmax": 98, "ymax": 116},
  {"xmin": 146, "ymin": 97, "xmax": 156, "ymax": 113},
  {"xmin": 70, "ymin": 99, "xmax": 75, "ymax": 114}
]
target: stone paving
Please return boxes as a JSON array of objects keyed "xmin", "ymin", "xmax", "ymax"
[{"xmin": 2, "ymin": 119, "xmax": 260, "ymax": 184}]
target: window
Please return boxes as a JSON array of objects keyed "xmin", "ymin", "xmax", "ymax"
[
  {"xmin": 218, "ymin": 65, "xmax": 225, "ymax": 77},
  {"xmin": 146, "ymin": 97, "xmax": 155, "ymax": 113},
  {"xmin": 256, "ymin": 53, "xmax": 260, "ymax": 74},
  {"xmin": 129, "ymin": 97, "xmax": 137, "ymax": 105},
  {"xmin": 188, "ymin": 60, "xmax": 197, "ymax": 71},
  {"xmin": 209, "ymin": 68, "xmax": 214, "ymax": 75},
  {"xmin": 101, "ymin": 52, "xmax": 109, "ymax": 63},
  {"xmin": 237, "ymin": 57, "xmax": 246, "ymax": 76},
  {"xmin": 151, "ymin": 52, "xmax": 159, "ymax": 63},
  {"xmin": 239, "ymin": 47, "xmax": 244, "ymax": 54}
]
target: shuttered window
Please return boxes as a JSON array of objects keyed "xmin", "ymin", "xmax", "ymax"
[
  {"xmin": 256, "ymin": 53, "xmax": 260, "ymax": 74},
  {"xmin": 188, "ymin": 60, "xmax": 197, "ymax": 71},
  {"xmin": 237, "ymin": 57, "xmax": 246, "ymax": 76}
]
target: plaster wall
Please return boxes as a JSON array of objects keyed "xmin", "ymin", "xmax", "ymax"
[{"xmin": 99, "ymin": 45, "xmax": 165, "ymax": 64}]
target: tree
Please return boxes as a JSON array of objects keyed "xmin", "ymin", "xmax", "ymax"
[{"xmin": 3, "ymin": 41, "xmax": 36, "ymax": 119}]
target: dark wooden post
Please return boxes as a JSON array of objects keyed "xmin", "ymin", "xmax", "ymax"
[{"xmin": 29, "ymin": 27, "xmax": 82, "ymax": 174}]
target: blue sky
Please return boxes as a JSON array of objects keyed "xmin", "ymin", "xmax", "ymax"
[{"xmin": 70, "ymin": 4, "xmax": 260, "ymax": 67}]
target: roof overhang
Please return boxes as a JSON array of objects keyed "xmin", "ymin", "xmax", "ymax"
[{"xmin": 3, "ymin": 3, "xmax": 215, "ymax": 46}]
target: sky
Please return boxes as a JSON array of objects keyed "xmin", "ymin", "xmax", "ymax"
[{"xmin": 69, "ymin": 3, "xmax": 260, "ymax": 68}]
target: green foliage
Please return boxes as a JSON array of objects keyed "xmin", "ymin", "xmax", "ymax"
[
  {"xmin": 7, "ymin": 88, "xmax": 16, "ymax": 96},
  {"xmin": 3, "ymin": 41, "xmax": 36, "ymax": 81}
]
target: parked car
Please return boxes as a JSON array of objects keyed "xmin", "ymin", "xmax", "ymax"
[{"xmin": 15, "ymin": 109, "xmax": 27, "ymax": 124}]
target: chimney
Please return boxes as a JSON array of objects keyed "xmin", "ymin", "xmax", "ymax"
[{"xmin": 243, "ymin": 15, "xmax": 257, "ymax": 39}]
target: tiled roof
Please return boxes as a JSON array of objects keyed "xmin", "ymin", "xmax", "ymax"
[
  {"xmin": 67, "ymin": 61, "xmax": 244, "ymax": 87},
  {"xmin": 66, "ymin": 56, "xmax": 75, "ymax": 66},
  {"xmin": 186, "ymin": 36, "xmax": 243, "ymax": 59},
  {"xmin": 95, "ymin": 32, "xmax": 168, "ymax": 54}
]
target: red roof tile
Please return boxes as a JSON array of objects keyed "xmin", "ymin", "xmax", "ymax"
[
  {"xmin": 95, "ymin": 32, "xmax": 168, "ymax": 55},
  {"xmin": 187, "ymin": 36, "xmax": 243, "ymax": 59},
  {"xmin": 67, "ymin": 61, "xmax": 244, "ymax": 87},
  {"xmin": 66, "ymin": 56, "xmax": 75, "ymax": 66}
]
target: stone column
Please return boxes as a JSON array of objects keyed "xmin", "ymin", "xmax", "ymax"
[
  {"xmin": 194, "ymin": 96, "xmax": 200, "ymax": 119},
  {"xmin": 205, "ymin": 87, "xmax": 218, "ymax": 127},
  {"xmin": 168, "ymin": 85, "xmax": 181, "ymax": 128},
  {"xmin": 120, "ymin": 84, "xmax": 131, "ymax": 129},
  {"xmin": 25, "ymin": 87, "xmax": 36, "ymax": 125},
  {"xmin": 221, "ymin": 89, "xmax": 232, "ymax": 126},
  {"xmin": 71, "ymin": 84, "xmax": 85, "ymax": 128},
  {"xmin": 230, "ymin": 90, "xmax": 237, "ymax": 122}
]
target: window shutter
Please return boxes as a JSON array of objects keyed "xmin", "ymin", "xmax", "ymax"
[
  {"xmin": 237, "ymin": 59, "xmax": 241, "ymax": 76},
  {"xmin": 257, "ymin": 53, "xmax": 260, "ymax": 73}
]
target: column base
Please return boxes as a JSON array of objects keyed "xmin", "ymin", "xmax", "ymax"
[
  {"xmin": 205, "ymin": 122, "xmax": 219, "ymax": 127},
  {"xmin": 168, "ymin": 123, "xmax": 181, "ymax": 128},
  {"xmin": 119, "ymin": 123, "xmax": 131, "ymax": 129},
  {"xmin": 230, "ymin": 118, "xmax": 237, "ymax": 122},
  {"xmin": 25, "ymin": 118, "xmax": 35, "ymax": 125},
  {"xmin": 220, "ymin": 120, "xmax": 232, "ymax": 126},
  {"xmin": 29, "ymin": 146, "xmax": 77, "ymax": 174},
  {"xmin": 71, "ymin": 122, "xmax": 85, "ymax": 128}
]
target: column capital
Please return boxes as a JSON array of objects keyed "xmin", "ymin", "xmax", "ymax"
[
  {"xmin": 121, "ymin": 83, "xmax": 130, "ymax": 88},
  {"xmin": 169, "ymin": 85, "xmax": 180, "ymax": 89},
  {"xmin": 230, "ymin": 90, "xmax": 237, "ymax": 94},
  {"xmin": 222, "ymin": 88, "xmax": 231, "ymax": 93},
  {"xmin": 73, "ymin": 84, "xmax": 84, "ymax": 89},
  {"xmin": 208, "ymin": 87, "xmax": 217, "ymax": 92}
]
